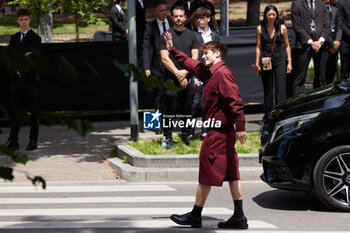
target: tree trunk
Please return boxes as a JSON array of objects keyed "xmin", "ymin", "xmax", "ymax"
[
  {"xmin": 75, "ymin": 12, "xmax": 79, "ymax": 42},
  {"xmin": 108, "ymin": 0, "xmax": 114, "ymax": 31},
  {"xmin": 246, "ymin": 0, "xmax": 261, "ymax": 26},
  {"xmin": 38, "ymin": 11, "xmax": 53, "ymax": 43}
]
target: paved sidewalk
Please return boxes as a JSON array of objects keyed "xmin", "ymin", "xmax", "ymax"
[{"xmin": 0, "ymin": 113, "xmax": 263, "ymax": 183}]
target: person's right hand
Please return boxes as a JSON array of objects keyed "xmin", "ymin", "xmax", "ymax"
[
  {"xmin": 145, "ymin": 70, "xmax": 151, "ymax": 77},
  {"xmin": 164, "ymin": 32, "xmax": 173, "ymax": 51}
]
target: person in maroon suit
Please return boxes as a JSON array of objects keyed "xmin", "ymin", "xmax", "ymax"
[{"xmin": 164, "ymin": 32, "xmax": 249, "ymax": 229}]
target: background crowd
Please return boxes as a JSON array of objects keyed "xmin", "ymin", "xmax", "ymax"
[
  {"xmin": 110, "ymin": 0, "xmax": 350, "ymax": 147},
  {"xmin": 3, "ymin": 0, "xmax": 350, "ymax": 150}
]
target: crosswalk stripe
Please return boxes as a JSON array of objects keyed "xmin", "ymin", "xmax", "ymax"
[
  {"xmin": 0, "ymin": 207, "xmax": 232, "ymax": 216},
  {"xmin": 0, "ymin": 185, "xmax": 175, "ymax": 193},
  {"xmin": 0, "ymin": 220, "xmax": 277, "ymax": 229},
  {"xmin": 0, "ymin": 196, "xmax": 195, "ymax": 204},
  {"xmin": 216, "ymin": 231, "xmax": 349, "ymax": 233}
]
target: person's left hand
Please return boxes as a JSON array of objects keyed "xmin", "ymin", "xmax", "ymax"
[
  {"xmin": 180, "ymin": 78, "xmax": 188, "ymax": 88},
  {"xmin": 287, "ymin": 63, "xmax": 292, "ymax": 74},
  {"xmin": 176, "ymin": 69, "xmax": 188, "ymax": 81},
  {"xmin": 333, "ymin": 41, "xmax": 341, "ymax": 51},
  {"xmin": 236, "ymin": 131, "xmax": 247, "ymax": 144}
]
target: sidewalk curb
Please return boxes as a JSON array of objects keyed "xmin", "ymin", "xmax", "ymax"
[{"xmin": 107, "ymin": 141, "xmax": 263, "ymax": 182}]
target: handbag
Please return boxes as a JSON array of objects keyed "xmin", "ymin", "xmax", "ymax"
[{"xmin": 261, "ymin": 31, "xmax": 277, "ymax": 71}]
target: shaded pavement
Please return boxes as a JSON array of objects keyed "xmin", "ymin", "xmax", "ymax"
[{"xmin": 0, "ymin": 113, "xmax": 263, "ymax": 183}]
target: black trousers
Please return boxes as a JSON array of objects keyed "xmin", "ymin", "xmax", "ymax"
[
  {"xmin": 191, "ymin": 83, "xmax": 206, "ymax": 134},
  {"xmin": 8, "ymin": 80, "xmax": 39, "ymax": 142},
  {"xmin": 340, "ymin": 38, "xmax": 350, "ymax": 80},
  {"xmin": 162, "ymin": 76, "xmax": 195, "ymax": 139},
  {"xmin": 292, "ymin": 48, "xmax": 327, "ymax": 96},
  {"xmin": 261, "ymin": 59, "xmax": 286, "ymax": 117},
  {"xmin": 324, "ymin": 49, "xmax": 339, "ymax": 84}
]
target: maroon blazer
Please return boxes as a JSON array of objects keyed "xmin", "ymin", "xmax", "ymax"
[{"xmin": 169, "ymin": 47, "xmax": 245, "ymax": 131}]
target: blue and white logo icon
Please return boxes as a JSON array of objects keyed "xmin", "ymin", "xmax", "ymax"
[{"xmin": 143, "ymin": 110, "xmax": 161, "ymax": 129}]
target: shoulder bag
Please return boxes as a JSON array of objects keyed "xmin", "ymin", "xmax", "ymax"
[{"xmin": 261, "ymin": 31, "xmax": 277, "ymax": 71}]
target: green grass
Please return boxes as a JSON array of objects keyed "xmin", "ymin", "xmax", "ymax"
[
  {"xmin": 126, "ymin": 132, "xmax": 261, "ymax": 155},
  {"xmin": 306, "ymin": 63, "xmax": 342, "ymax": 84},
  {"xmin": 0, "ymin": 15, "xmax": 108, "ymax": 35}
]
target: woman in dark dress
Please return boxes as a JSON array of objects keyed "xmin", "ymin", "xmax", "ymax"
[{"xmin": 255, "ymin": 5, "xmax": 292, "ymax": 118}]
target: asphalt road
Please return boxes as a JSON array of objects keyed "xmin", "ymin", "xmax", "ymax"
[{"xmin": 0, "ymin": 180, "xmax": 349, "ymax": 233}]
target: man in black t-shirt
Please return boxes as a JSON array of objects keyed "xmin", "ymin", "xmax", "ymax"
[{"xmin": 160, "ymin": 5, "xmax": 199, "ymax": 149}]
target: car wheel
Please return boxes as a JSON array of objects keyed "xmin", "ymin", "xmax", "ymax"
[{"xmin": 313, "ymin": 145, "xmax": 350, "ymax": 211}]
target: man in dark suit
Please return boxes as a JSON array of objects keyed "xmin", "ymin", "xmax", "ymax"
[
  {"xmin": 337, "ymin": 0, "xmax": 350, "ymax": 80},
  {"xmin": 142, "ymin": 1, "xmax": 173, "ymax": 134},
  {"xmin": 136, "ymin": 0, "xmax": 146, "ymax": 42},
  {"xmin": 4, "ymin": 9, "xmax": 41, "ymax": 150},
  {"xmin": 110, "ymin": 0, "xmax": 128, "ymax": 42},
  {"xmin": 323, "ymin": 0, "xmax": 342, "ymax": 84},
  {"xmin": 291, "ymin": 0, "xmax": 330, "ymax": 96}
]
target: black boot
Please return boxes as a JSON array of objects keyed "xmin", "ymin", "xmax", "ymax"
[
  {"xmin": 26, "ymin": 140, "xmax": 38, "ymax": 150},
  {"xmin": 4, "ymin": 140, "xmax": 20, "ymax": 150},
  {"xmin": 170, "ymin": 212, "xmax": 202, "ymax": 228}
]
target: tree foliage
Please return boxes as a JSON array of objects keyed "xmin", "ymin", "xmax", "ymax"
[
  {"xmin": 59, "ymin": 0, "xmax": 108, "ymax": 41},
  {"xmin": 8, "ymin": 0, "xmax": 57, "ymax": 42}
]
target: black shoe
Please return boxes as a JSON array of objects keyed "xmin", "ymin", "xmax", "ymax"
[
  {"xmin": 200, "ymin": 133, "xmax": 207, "ymax": 141},
  {"xmin": 26, "ymin": 140, "xmax": 38, "ymax": 150},
  {"xmin": 217, "ymin": 216, "xmax": 248, "ymax": 229},
  {"xmin": 155, "ymin": 129, "xmax": 162, "ymax": 135},
  {"xmin": 165, "ymin": 138, "xmax": 175, "ymax": 149},
  {"xmin": 4, "ymin": 140, "xmax": 20, "ymax": 150},
  {"xmin": 182, "ymin": 136, "xmax": 192, "ymax": 146},
  {"xmin": 170, "ymin": 212, "xmax": 202, "ymax": 228}
]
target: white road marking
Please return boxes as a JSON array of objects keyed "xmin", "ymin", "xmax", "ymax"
[
  {"xmin": 0, "ymin": 207, "xmax": 232, "ymax": 216},
  {"xmin": 0, "ymin": 196, "xmax": 195, "ymax": 204},
  {"xmin": 0, "ymin": 185, "xmax": 175, "ymax": 193},
  {"xmin": 0, "ymin": 220, "xmax": 278, "ymax": 229}
]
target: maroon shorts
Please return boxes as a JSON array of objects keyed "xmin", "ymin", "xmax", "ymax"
[{"xmin": 198, "ymin": 127, "xmax": 240, "ymax": 186}]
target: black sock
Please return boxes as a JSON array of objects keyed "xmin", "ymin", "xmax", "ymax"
[
  {"xmin": 190, "ymin": 205, "xmax": 203, "ymax": 218},
  {"xmin": 233, "ymin": 200, "xmax": 245, "ymax": 218}
]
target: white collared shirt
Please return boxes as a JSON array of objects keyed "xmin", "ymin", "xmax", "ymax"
[
  {"xmin": 138, "ymin": 0, "xmax": 144, "ymax": 9},
  {"xmin": 198, "ymin": 27, "xmax": 212, "ymax": 43},
  {"xmin": 116, "ymin": 4, "xmax": 123, "ymax": 14},
  {"xmin": 20, "ymin": 28, "xmax": 30, "ymax": 42},
  {"xmin": 157, "ymin": 18, "xmax": 170, "ymax": 35}
]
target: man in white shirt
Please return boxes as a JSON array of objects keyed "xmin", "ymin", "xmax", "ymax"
[{"xmin": 191, "ymin": 7, "xmax": 220, "ymax": 140}]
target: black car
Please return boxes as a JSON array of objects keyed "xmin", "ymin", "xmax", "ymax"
[{"xmin": 260, "ymin": 80, "xmax": 350, "ymax": 212}]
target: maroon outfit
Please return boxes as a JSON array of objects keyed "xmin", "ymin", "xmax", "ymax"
[{"xmin": 170, "ymin": 47, "xmax": 246, "ymax": 186}]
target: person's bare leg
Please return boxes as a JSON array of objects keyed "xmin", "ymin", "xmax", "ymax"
[
  {"xmin": 195, "ymin": 183, "xmax": 212, "ymax": 206},
  {"xmin": 228, "ymin": 180, "xmax": 242, "ymax": 200}
]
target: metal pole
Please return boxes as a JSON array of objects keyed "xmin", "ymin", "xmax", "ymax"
[
  {"xmin": 220, "ymin": 0, "xmax": 229, "ymax": 36},
  {"xmin": 128, "ymin": 0, "xmax": 139, "ymax": 141}
]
